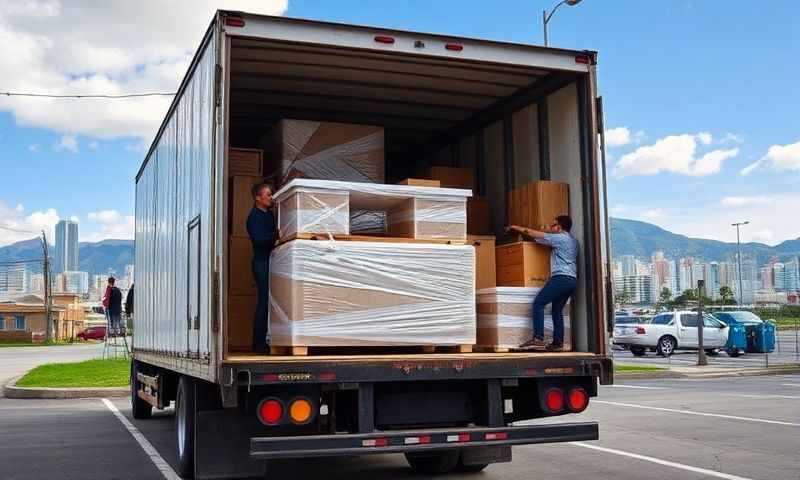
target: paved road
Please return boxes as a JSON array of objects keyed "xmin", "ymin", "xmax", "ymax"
[
  {"xmin": 0, "ymin": 342, "xmax": 105, "ymax": 392},
  {"xmin": 612, "ymin": 330, "xmax": 800, "ymax": 368},
  {"xmin": 0, "ymin": 373, "xmax": 797, "ymax": 479}
]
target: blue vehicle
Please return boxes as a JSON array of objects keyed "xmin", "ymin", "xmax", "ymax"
[{"xmin": 712, "ymin": 311, "xmax": 775, "ymax": 355}]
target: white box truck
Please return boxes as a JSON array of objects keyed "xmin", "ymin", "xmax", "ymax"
[{"xmin": 132, "ymin": 11, "xmax": 614, "ymax": 479}]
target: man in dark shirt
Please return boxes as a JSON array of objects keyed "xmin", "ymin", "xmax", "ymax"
[
  {"xmin": 107, "ymin": 277, "xmax": 124, "ymax": 336},
  {"xmin": 246, "ymin": 182, "xmax": 277, "ymax": 353}
]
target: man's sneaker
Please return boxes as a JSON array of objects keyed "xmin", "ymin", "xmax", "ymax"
[
  {"xmin": 517, "ymin": 337, "xmax": 548, "ymax": 350},
  {"xmin": 545, "ymin": 343, "xmax": 564, "ymax": 352}
]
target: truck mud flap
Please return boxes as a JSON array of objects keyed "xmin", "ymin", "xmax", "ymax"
[
  {"xmin": 251, "ymin": 422, "xmax": 598, "ymax": 460},
  {"xmin": 196, "ymin": 409, "xmax": 266, "ymax": 479}
]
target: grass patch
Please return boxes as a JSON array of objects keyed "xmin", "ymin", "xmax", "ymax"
[
  {"xmin": 771, "ymin": 317, "xmax": 799, "ymax": 330},
  {"xmin": 614, "ymin": 363, "xmax": 667, "ymax": 373},
  {"xmin": 0, "ymin": 340, "xmax": 78, "ymax": 348},
  {"xmin": 16, "ymin": 358, "xmax": 131, "ymax": 388}
]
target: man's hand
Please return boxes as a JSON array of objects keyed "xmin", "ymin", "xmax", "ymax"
[{"xmin": 504, "ymin": 224, "xmax": 547, "ymax": 239}]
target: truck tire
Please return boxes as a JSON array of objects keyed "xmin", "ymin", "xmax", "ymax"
[
  {"xmin": 630, "ymin": 346, "xmax": 646, "ymax": 357},
  {"xmin": 656, "ymin": 336, "xmax": 676, "ymax": 357},
  {"xmin": 705, "ymin": 349, "xmax": 719, "ymax": 356},
  {"xmin": 405, "ymin": 450, "xmax": 460, "ymax": 475},
  {"xmin": 726, "ymin": 347, "xmax": 741, "ymax": 357},
  {"xmin": 455, "ymin": 459, "xmax": 489, "ymax": 473},
  {"xmin": 130, "ymin": 361, "xmax": 152, "ymax": 420},
  {"xmin": 175, "ymin": 376, "xmax": 195, "ymax": 479}
]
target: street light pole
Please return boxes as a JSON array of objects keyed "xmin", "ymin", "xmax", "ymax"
[
  {"xmin": 732, "ymin": 221, "xmax": 749, "ymax": 307},
  {"xmin": 542, "ymin": 0, "xmax": 583, "ymax": 46},
  {"xmin": 697, "ymin": 280, "xmax": 708, "ymax": 366}
]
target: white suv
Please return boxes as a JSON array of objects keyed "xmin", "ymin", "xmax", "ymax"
[{"xmin": 614, "ymin": 310, "xmax": 729, "ymax": 357}]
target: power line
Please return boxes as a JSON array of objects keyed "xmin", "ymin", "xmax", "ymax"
[
  {"xmin": 0, "ymin": 225, "xmax": 40, "ymax": 235},
  {"xmin": 1, "ymin": 91, "xmax": 175, "ymax": 99}
]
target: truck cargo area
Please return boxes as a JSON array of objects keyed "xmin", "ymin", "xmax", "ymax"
[{"xmin": 221, "ymin": 14, "xmax": 603, "ymax": 358}]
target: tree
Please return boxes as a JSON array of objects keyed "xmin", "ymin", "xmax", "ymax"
[
  {"xmin": 656, "ymin": 287, "xmax": 673, "ymax": 311},
  {"xmin": 719, "ymin": 286, "xmax": 735, "ymax": 305},
  {"xmin": 614, "ymin": 291, "xmax": 632, "ymax": 308}
]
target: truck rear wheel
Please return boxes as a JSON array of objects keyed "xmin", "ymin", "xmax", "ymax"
[
  {"xmin": 455, "ymin": 459, "xmax": 489, "ymax": 473},
  {"xmin": 175, "ymin": 376, "xmax": 195, "ymax": 478},
  {"xmin": 130, "ymin": 361, "xmax": 152, "ymax": 420},
  {"xmin": 630, "ymin": 346, "xmax": 646, "ymax": 357},
  {"xmin": 405, "ymin": 450, "xmax": 460, "ymax": 475}
]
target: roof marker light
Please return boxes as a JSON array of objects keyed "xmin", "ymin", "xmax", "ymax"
[
  {"xmin": 575, "ymin": 54, "xmax": 591, "ymax": 64},
  {"xmin": 445, "ymin": 43, "xmax": 464, "ymax": 51},
  {"xmin": 374, "ymin": 35, "xmax": 395, "ymax": 44},
  {"xmin": 225, "ymin": 17, "xmax": 246, "ymax": 28}
]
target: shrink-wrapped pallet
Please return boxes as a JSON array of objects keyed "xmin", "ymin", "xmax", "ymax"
[
  {"xmin": 278, "ymin": 189, "xmax": 350, "ymax": 238},
  {"xmin": 388, "ymin": 198, "xmax": 467, "ymax": 242},
  {"xmin": 268, "ymin": 240, "xmax": 476, "ymax": 347},
  {"xmin": 476, "ymin": 287, "xmax": 571, "ymax": 350}
]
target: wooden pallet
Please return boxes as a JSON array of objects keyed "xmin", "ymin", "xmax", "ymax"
[
  {"xmin": 474, "ymin": 345, "xmax": 513, "ymax": 353},
  {"xmin": 268, "ymin": 344, "xmax": 474, "ymax": 356},
  {"xmin": 278, "ymin": 232, "xmax": 466, "ymax": 246}
]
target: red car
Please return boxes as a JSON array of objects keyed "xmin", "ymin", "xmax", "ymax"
[{"xmin": 77, "ymin": 325, "xmax": 107, "ymax": 341}]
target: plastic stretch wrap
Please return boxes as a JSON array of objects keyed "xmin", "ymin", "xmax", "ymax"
[
  {"xmin": 263, "ymin": 120, "xmax": 385, "ymax": 185},
  {"xmin": 268, "ymin": 240, "xmax": 476, "ymax": 346},
  {"xmin": 274, "ymin": 179, "xmax": 472, "ymax": 203},
  {"xmin": 476, "ymin": 287, "xmax": 572, "ymax": 349},
  {"xmin": 388, "ymin": 198, "xmax": 467, "ymax": 241},
  {"xmin": 278, "ymin": 189, "xmax": 350, "ymax": 238},
  {"xmin": 350, "ymin": 210, "xmax": 387, "ymax": 234}
]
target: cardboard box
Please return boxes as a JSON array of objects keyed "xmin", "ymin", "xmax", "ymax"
[
  {"xmin": 228, "ymin": 148, "xmax": 263, "ymax": 176},
  {"xmin": 421, "ymin": 166, "xmax": 474, "ymax": 189},
  {"xmin": 476, "ymin": 287, "xmax": 571, "ymax": 350},
  {"xmin": 269, "ymin": 240, "xmax": 476, "ymax": 347},
  {"xmin": 229, "ymin": 236, "xmax": 256, "ymax": 296},
  {"xmin": 278, "ymin": 189, "xmax": 350, "ymax": 238},
  {"xmin": 507, "ymin": 180, "xmax": 569, "ymax": 230},
  {"xmin": 397, "ymin": 178, "xmax": 441, "ymax": 188},
  {"xmin": 262, "ymin": 120, "xmax": 385, "ymax": 185},
  {"xmin": 228, "ymin": 294, "xmax": 256, "ymax": 351},
  {"xmin": 468, "ymin": 235, "xmax": 496, "ymax": 290},
  {"xmin": 230, "ymin": 176, "xmax": 265, "ymax": 237},
  {"xmin": 388, "ymin": 198, "xmax": 467, "ymax": 242},
  {"xmin": 495, "ymin": 241, "xmax": 550, "ymax": 287},
  {"xmin": 467, "ymin": 197, "xmax": 491, "ymax": 234}
]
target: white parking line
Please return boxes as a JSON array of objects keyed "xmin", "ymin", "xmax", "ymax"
[
  {"xmin": 593, "ymin": 400, "xmax": 800, "ymax": 427},
  {"xmin": 571, "ymin": 442, "xmax": 755, "ymax": 480},
  {"xmin": 607, "ymin": 385, "xmax": 669, "ymax": 390},
  {"xmin": 102, "ymin": 399, "xmax": 181, "ymax": 480},
  {"xmin": 781, "ymin": 383, "xmax": 800, "ymax": 387},
  {"xmin": 720, "ymin": 393, "xmax": 800, "ymax": 400}
]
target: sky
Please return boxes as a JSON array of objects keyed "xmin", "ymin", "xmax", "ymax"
[{"xmin": 0, "ymin": 0, "xmax": 798, "ymax": 247}]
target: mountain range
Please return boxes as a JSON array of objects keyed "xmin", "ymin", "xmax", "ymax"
[
  {"xmin": 0, "ymin": 238, "xmax": 134, "ymax": 276},
  {"xmin": 1, "ymin": 218, "xmax": 799, "ymax": 274}
]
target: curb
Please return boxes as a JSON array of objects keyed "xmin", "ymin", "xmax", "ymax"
[
  {"xmin": 3, "ymin": 376, "xmax": 129, "ymax": 399},
  {"xmin": 616, "ymin": 365, "xmax": 800, "ymax": 381}
]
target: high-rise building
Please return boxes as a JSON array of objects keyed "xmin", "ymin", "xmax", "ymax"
[
  {"xmin": 90, "ymin": 274, "xmax": 109, "ymax": 301},
  {"xmin": 785, "ymin": 257, "xmax": 800, "ymax": 293},
  {"xmin": 620, "ymin": 255, "xmax": 637, "ymax": 277},
  {"xmin": 617, "ymin": 274, "xmax": 656, "ymax": 305},
  {"xmin": 62, "ymin": 271, "xmax": 89, "ymax": 295},
  {"xmin": 0, "ymin": 264, "xmax": 29, "ymax": 299},
  {"xmin": 651, "ymin": 251, "xmax": 671, "ymax": 294},
  {"xmin": 55, "ymin": 220, "xmax": 79, "ymax": 273},
  {"xmin": 760, "ymin": 265, "xmax": 774, "ymax": 290},
  {"xmin": 773, "ymin": 263, "xmax": 786, "ymax": 291},
  {"xmin": 730, "ymin": 253, "xmax": 757, "ymax": 304},
  {"xmin": 709, "ymin": 262, "xmax": 721, "ymax": 301}
]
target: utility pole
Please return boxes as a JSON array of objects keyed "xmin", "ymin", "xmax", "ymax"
[
  {"xmin": 41, "ymin": 230, "xmax": 53, "ymax": 342},
  {"xmin": 732, "ymin": 221, "xmax": 749, "ymax": 306},
  {"xmin": 697, "ymin": 280, "xmax": 708, "ymax": 366}
]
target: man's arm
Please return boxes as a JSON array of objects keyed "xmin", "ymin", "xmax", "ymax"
[
  {"xmin": 506, "ymin": 224, "xmax": 547, "ymax": 239},
  {"xmin": 247, "ymin": 213, "xmax": 276, "ymax": 249}
]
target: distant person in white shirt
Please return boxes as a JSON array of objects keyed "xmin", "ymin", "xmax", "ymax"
[{"xmin": 506, "ymin": 215, "xmax": 578, "ymax": 351}]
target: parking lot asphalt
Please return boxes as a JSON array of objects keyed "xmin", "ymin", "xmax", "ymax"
[{"xmin": 0, "ymin": 373, "xmax": 798, "ymax": 480}]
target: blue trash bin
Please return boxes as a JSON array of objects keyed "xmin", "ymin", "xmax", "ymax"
[
  {"xmin": 725, "ymin": 323, "xmax": 747, "ymax": 356},
  {"xmin": 752, "ymin": 322, "xmax": 775, "ymax": 353}
]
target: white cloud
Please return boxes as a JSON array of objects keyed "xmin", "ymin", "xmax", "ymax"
[
  {"xmin": 613, "ymin": 133, "xmax": 738, "ymax": 177},
  {"xmin": 752, "ymin": 229, "xmax": 774, "ymax": 242},
  {"xmin": 86, "ymin": 209, "xmax": 134, "ymax": 240},
  {"xmin": 54, "ymin": 134, "xmax": 78, "ymax": 153},
  {"xmin": 720, "ymin": 196, "xmax": 772, "ymax": 208},
  {"xmin": 641, "ymin": 208, "xmax": 666, "ymax": 221},
  {"xmin": 0, "ymin": 0, "xmax": 289, "ymax": 140},
  {"xmin": 28, "ymin": 143, "xmax": 40, "ymax": 152},
  {"xmin": 0, "ymin": 202, "xmax": 60, "ymax": 246},
  {"xmin": 69, "ymin": 215, "xmax": 80, "ymax": 223},
  {"xmin": 721, "ymin": 133, "xmax": 743, "ymax": 144},
  {"xmin": 605, "ymin": 127, "xmax": 631, "ymax": 147},
  {"xmin": 88, "ymin": 141, "xmax": 99, "ymax": 150},
  {"xmin": 762, "ymin": 139, "xmax": 800, "ymax": 172}
]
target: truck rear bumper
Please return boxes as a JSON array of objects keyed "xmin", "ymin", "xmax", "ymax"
[{"xmin": 250, "ymin": 422, "xmax": 598, "ymax": 459}]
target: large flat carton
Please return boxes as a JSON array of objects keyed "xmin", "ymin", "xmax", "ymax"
[
  {"xmin": 263, "ymin": 119, "xmax": 385, "ymax": 185},
  {"xmin": 387, "ymin": 198, "xmax": 467, "ymax": 243},
  {"xmin": 507, "ymin": 180, "xmax": 569, "ymax": 230},
  {"xmin": 467, "ymin": 197, "xmax": 491, "ymax": 234},
  {"xmin": 468, "ymin": 235, "xmax": 496, "ymax": 291},
  {"xmin": 421, "ymin": 166, "xmax": 474, "ymax": 189},
  {"xmin": 268, "ymin": 240, "xmax": 476, "ymax": 347},
  {"xmin": 476, "ymin": 287, "xmax": 572, "ymax": 350},
  {"xmin": 495, "ymin": 241, "xmax": 551, "ymax": 287},
  {"xmin": 228, "ymin": 148, "xmax": 263, "ymax": 176},
  {"xmin": 278, "ymin": 188, "xmax": 350, "ymax": 238}
]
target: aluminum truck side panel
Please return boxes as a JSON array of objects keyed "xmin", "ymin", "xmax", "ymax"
[{"xmin": 134, "ymin": 30, "xmax": 217, "ymax": 365}]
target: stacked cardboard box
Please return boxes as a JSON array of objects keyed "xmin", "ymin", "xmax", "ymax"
[
  {"xmin": 228, "ymin": 148, "xmax": 263, "ymax": 176},
  {"xmin": 277, "ymin": 188, "xmax": 350, "ymax": 239},
  {"xmin": 507, "ymin": 180, "xmax": 569, "ymax": 229},
  {"xmin": 387, "ymin": 198, "xmax": 467, "ymax": 243},
  {"xmin": 476, "ymin": 287, "xmax": 572, "ymax": 350},
  {"xmin": 468, "ymin": 235, "xmax": 496, "ymax": 291},
  {"xmin": 421, "ymin": 166, "xmax": 474, "ymax": 189},
  {"xmin": 495, "ymin": 241, "xmax": 551, "ymax": 287},
  {"xmin": 269, "ymin": 240, "xmax": 476, "ymax": 347}
]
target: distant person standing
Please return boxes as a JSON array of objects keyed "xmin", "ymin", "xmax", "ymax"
[
  {"xmin": 125, "ymin": 283, "xmax": 134, "ymax": 330},
  {"xmin": 506, "ymin": 215, "xmax": 578, "ymax": 351},
  {"xmin": 247, "ymin": 182, "xmax": 277, "ymax": 354},
  {"xmin": 106, "ymin": 277, "xmax": 124, "ymax": 336}
]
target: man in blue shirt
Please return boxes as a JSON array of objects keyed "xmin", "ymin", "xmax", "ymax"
[
  {"xmin": 247, "ymin": 182, "xmax": 277, "ymax": 354},
  {"xmin": 507, "ymin": 215, "xmax": 578, "ymax": 351}
]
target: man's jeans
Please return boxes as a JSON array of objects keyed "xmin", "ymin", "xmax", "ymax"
[
  {"xmin": 532, "ymin": 275, "xmax": 577, "ymax": 345},
  {"xmin": 252, "ymin": 259, "xmax": 270, "ymax": 352}
]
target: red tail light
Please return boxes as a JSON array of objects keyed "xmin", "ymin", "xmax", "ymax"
[
  {"xmin": 257, "ymin": 398, "xmax": 283, "ymax": 425},
  {"xmin": 567, "ymin": 387, "xmax": 589, "ymax": 413},
  {"xmin": 225, "ymin": 17, "xmax": 245, "ymax": 28},
  {"xmin": 575, "ymin": 54, "xmax": 591, "ymax": 64},
  {"xmin": 362, "ymin": 438, "xmax": 389, "ymax": 447},
  {"xmin": 544, "ymin": 388, "xmax": 565, "ymax": 413},
  {"xmin": 374, "ymin": 35, "xmax": 395, "ymax": 44},
  {"xmin": 485, "ymin": 432, "xmax": 508, "ymax": 441},
  {"xmin": 635, "ymin": 326, "xmax": 647, "ymax": 334}
]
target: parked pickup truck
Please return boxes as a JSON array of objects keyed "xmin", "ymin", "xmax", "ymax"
[{"xmin": 613, "ymin": 311, "xmax": 729, "ymax": 357}]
